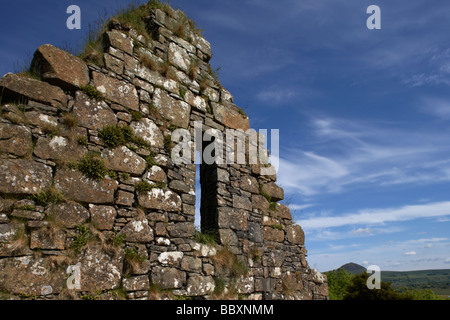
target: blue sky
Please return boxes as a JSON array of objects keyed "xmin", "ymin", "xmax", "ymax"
[{"xmin": 1, "ymin": 0, "xmax": 450, "ymax": 272}]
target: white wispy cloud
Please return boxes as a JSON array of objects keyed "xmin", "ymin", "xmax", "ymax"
[
  {"xmin": 419, "ymin": 97, "xmax": 450, "ymax": 119},
  {"xmin": 277, "ymin": 116, "xmax": 450, "ymax": 196},
  {"xmin": 288, "ymin": 203, "xmax": 316, "ymax": 211},
  {"xmin": 297, "ymin": 201, "xmax": 450, "ymax": 230}
]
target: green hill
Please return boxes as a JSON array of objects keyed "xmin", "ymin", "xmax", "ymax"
[
  {"xmin": 338, "ymin": 262, "xmax": 367, "ymax": 274},
  {"xmin": 382, "ymin": 269, "xmax": 450, "ymax": 296},
  {"xmin": 331, "ymin": 264, "xmax": 450, "ymax": 296}
]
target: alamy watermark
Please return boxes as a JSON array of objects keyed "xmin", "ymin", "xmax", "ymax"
[
  {"xmin": 170, "ymin": 122, "xmax": 279, "ymax": 175},
  {"xmin": 366, "ymin": 265, "xmax": 381, "ymax": 290},
  {"xmin": 66, "ymin": 263, "xmax": 82, "ymax": 290}
]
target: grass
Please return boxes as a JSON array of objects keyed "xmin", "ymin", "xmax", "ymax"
[
  {"xmin": 208, "ymin": 66, "xmax": 221, "ymax": 84},
  {"xmin": 124, "ymin": 247, "xmax": 147, "ymax": 276},
  {"xmin": 70, "ymin": 225, "xmax": 93, "ymax": 254},
  {"xmin": 187, "ymin": 59, "xmax": 199, "ymax": 81},
  {"xmin": 28, "ymin": 188, "xmax": 65, "ymax": 207},
  {"xmin": 62, "ymin": 113, "xmax": 77, "ymax": 128},
  {"xmin": 80, "ymin": 84, "xmax": 105, "ymax": 101},
  {"xmin": 270, "ymin": 224, "xmax": 284, "ymax": 231},
  {"xmin": 76, "ymin": 136, "xmax": 88, "ymax": 146},
  {"xmin": 249, "ymin": 247, "xmax": 263, "ymax": 262},
  {"xmin": 99, "ymin": 124, "xmax": 150, "ymax": 150},
  {"xmin": 129, "ymin": 109, "xmax": 143, "ymax": 122},
  {"xmin": 213, "ymin": 247, "xmax": 248, "ymax": 278},
  {"xmin": 144, "ymin": 154, "xmax": 158, "ymax": 167},
  {"xmin": 134, "ymin": 180, "xmax": 166, "ymax": 192},
  {"xmin": 74, "ymin": 0, "xmax": 204, "ymax": 70},
  {"xmin": 41, "ymin": 123, "xmax": 61, "ymax": 138},
  {"xmin": 70, "ymin": 153, "xmax": 111, "ymax": 180},
  {"xmin": 99, "ymin": 125, "xmax": 129, "ymax": 148},
  {"xmin": 6, "ymin": 220, "xmax": 29, "ymax": 255},
  {"xmin": 109, "ymin": 232, "xmax": 127, "ymax": 247},
  {"xmin": 163, "ymin": 134, "xmax": 173, "ymax": 153},
  {"xmin": 194, "ymin": 228, "xmax": 219, "ymax": 246}
]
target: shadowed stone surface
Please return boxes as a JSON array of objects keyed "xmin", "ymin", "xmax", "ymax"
[{"xmin": 0, "ymin": 73, "xmax": 68, "ymax": 109}]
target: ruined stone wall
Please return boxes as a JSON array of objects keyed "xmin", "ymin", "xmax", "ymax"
[{"xmin": 0, "ymin": 5, "xmax": 327, "ymax": 300}]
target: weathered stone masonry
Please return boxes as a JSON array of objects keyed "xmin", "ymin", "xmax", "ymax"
[{"xmin": 0, "ymin": 5, "xmax": 327, "ymax": 300}]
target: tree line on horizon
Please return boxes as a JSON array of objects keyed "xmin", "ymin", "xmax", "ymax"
[{"xmin": 324, "ymin": 268, "xmax": 446, "ymax": 300}]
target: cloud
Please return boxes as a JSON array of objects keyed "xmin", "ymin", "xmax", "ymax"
[
  {"xmin": 288, "ymin": 203, "xmax": 316, "ymax": 211},
  {"xmin": 404, "ymin": 251, "xmax": 417, "ymax": 256},
  {"xmin": 352, "ymin": 228, "xmax": 372, "ymax": 235},
  {"xmin": 277, "ymin": 115, "xmax": 450, "ymax": 196},
  {"xmin": 419, "ymin": 97, "xmax": 450, "ymax": 119},
  {"xmin": 257, "ymin": 87, "xmax": 299, "ymax": 105},
  {"xmin": 298, "ymin": 201, "xmax": 450, "ymax": 230}
]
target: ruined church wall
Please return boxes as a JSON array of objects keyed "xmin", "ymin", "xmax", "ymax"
[{"xmin": 0, "ymin": 6, "xmax": 327, "ymax": 300}]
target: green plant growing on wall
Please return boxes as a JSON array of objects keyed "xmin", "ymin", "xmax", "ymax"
[
  {"xmin": 28, "ymin": 188, "xmax": 65, "ymax": 207},
  {"xmin": 80, "ymin": 84, "xmax": 105, "ymax": 101},
  {"xmin": 99, "ymin": 124, "xmax": 150, "ymax": 150},
  {"xmin": 194, "ymin": 228, "xmax": 219, "ymax": 246},
  {"xmin": 76, "ymin": 136, "xmax": 88, "ymax": 146},
  {"xmin": 71, "ymin": 225, "xmax": 93, "ymax": 254},
  {"xmin": 70, "ymin": 152, "xmax": 116, "ymax": 181}
]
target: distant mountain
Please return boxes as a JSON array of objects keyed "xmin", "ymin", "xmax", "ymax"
[{"xmin": 338, "ymin": 263, "xmax": 367, "ymax": 274}]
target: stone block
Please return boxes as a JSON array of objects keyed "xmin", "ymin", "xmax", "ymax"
[
  {"xmin": 102, "ymin": 146, "xmax": 147, "ymax": 175},
  {"xmin": 0, "ymin": 123, "xmax": 32, "ymax": 157},
  {"xmin": 157, "ymin": 251, "xmax": 183, "ymax": 266},
  {"xmin": 31, "ymin": 44, "xmax": 89, "ymax": 90},
  {"xmin": 186, "ymin": 275, "xmax": 215, "ymax": 296},
  {"xmin": 116, "ymin": 190, "xmax": 135, "ymax": 207},
  {"xmin": 30, "ymin": 227, "xmax": 66, "ymax": 250},
  {"xmin": 75, "ymin": 244, "xmax": 124, "ymax": 292},
  {"xmin": 232, "ymin": 195, "xmax": 252, "ymax": 211},
  {"xmin": 123, "ymin": 275, "xmax": 150, "ymax": 292},
  {"xmin": 0, "ymin": 256, "xmax": 66, "ymax": 296},
  {"xmin": 103, "ymin": 30, "xmax": 134, "ymax": 55},
  {"xmin": 168, "ymin": 42, "xmax": 190, "ymax": 72},
  {"xmin": 137, "ymin": 188, "xmax": 182, "ymax": 212},
  {"xmin": 92, "ymin": 72, "xmax": 139, "ymax": 111},
  {"xmin": 73, "ymin": 91, "xmax": 117, "ymax": 130},
  {"xmin": 0, "ymin": 73, "xmax": 68, "ymax": 110},
  {"xmin": 167, "ymin": 222, "xmax": 195, "ymax": 238},
  {"xmin": 34, "ymin": 135, "xmax": 86, "ymax": 162},
  {"xmin": 286, "ymin": 225, "xmax": 305, "ymax": 245},
  {"xmin": 240, "ymin": 175, "xmax": 259, "ymax": 194},
  {"xmin": 152, "ymin": 88, "xmax": 190, "ymax": 128},
  {"xmin": 263, "ymin": 226, "xmax": 285, "ymax": 243},
  {"xmin": 151, "ymin": 266, "xmax": 186, "ymax": 289},
  {"xmin": 144, "ymin": 166, "xmax": 167, "ymax": 183},
  {"xmin": 181, "ymin": 256, "xmax": 202, "ymax": 273},
  {"xmin": 46, "ymin": 202, "xmax": 90, "ymax": 229},
  {"xmin": 119, "ymin": 213, "xmax": 154, "ymax": 243},
  {"xmin": 0, "ymin": 159, "xmax": 52, "ymax": 195},
  {"xmin": 130, "ymin": 118, "xmax": 164, "ymax": 148},
  {"xmin": 54, "ymin": 168, "xmax": 118, "ymax": 204},
  {"xmin": 260, "ymin": 182, "xmax": 284, "ymax": 202},
  {"xmin": 89, "ymin": 205, "xmax": 117, "ymax": 230},
  {"xmin": 252, "ymin": 194, "xmax": 270, "ymax": 211}
]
